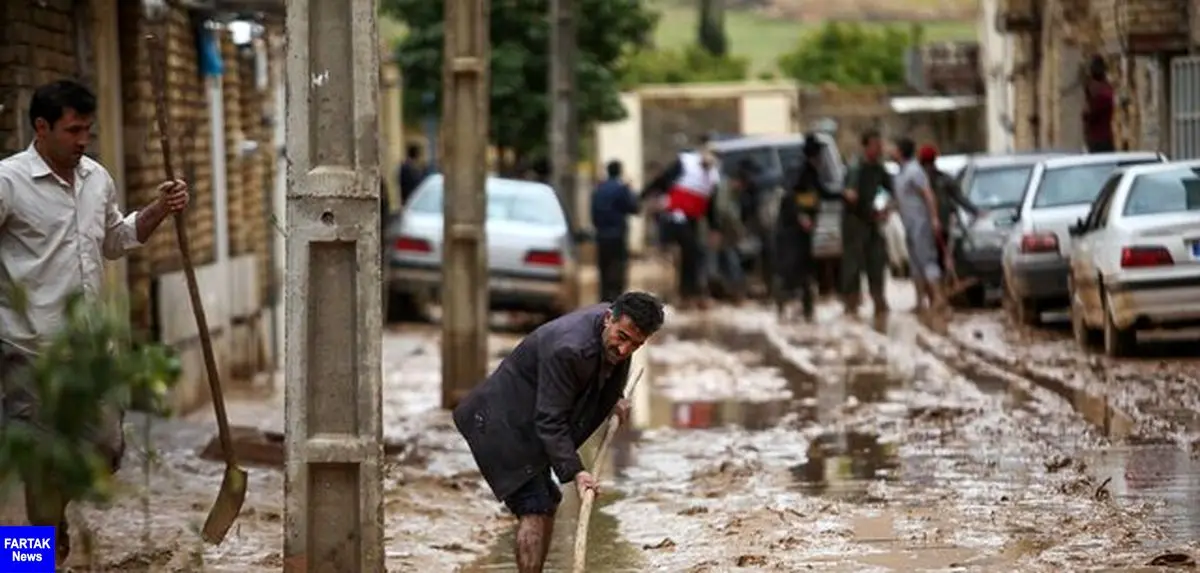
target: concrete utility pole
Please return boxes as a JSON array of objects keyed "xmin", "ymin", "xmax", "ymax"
[
  {"xmin": 441, "ymin": 0, "xmax": 491, "ymax": 409},
  {"xmin": 549, "ymin": 0, "xmax": 579, "ymax": 225},
  {"xmin": 283, "ymin": 0, "xmax": 383, "ymax": 571}
]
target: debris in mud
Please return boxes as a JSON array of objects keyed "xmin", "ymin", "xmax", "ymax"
[
  {"xmin": 1044, "ymin": 455, "xmax": 1073, "ymax": 473},
  {"xmin": 198, "ymin": 427, "xmax": 415, "ymax": 467},
  {"xmin": 643, "ymin": 537, "xmax": 676, "ymax": 550},
  {"xmin": 735, "ymin": 554, "xmax": 768, "ymax": 567},
  {"xmin": 678, "ymin": 506, "xmax": 709, "ymax": 516},
  {"xmin": 1094, "ymin": 476, "xmax": 1113, "ymax": 501},
  {"xmin": 432, "ymin": 542, "xmax": 471, "ymax": 553},
  {"xmin": 1149, "ymin": 552, "xmax": 1197, "ymax": 567}
]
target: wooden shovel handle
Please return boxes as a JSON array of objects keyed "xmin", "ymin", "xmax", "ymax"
[
  {"xmin": 572, "ymin": 368, "xmax": 644, "ymax": 572},
  {"xmin": 145, "ymin": 33, "xmax": 235, "ymax": 461}
]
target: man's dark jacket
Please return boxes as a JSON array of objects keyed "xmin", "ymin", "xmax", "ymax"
[
  {"xmin": 452, "ymin": 304, "xmax": 630, "ymax": 500},
  {"xmin": 591, "ymin": 178, "xmax": 640, "ymax": 242}
]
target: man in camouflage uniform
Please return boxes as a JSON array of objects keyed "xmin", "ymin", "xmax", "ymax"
[{"xmin": 839, "ymin": 130, "xmax": 893, "ymax": 316}]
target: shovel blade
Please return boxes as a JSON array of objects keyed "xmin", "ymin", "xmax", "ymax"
[{"xmin": 202, "ymin": 464, "xmax": 249, "ymax": 544}]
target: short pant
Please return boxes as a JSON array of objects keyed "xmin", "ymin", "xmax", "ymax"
[{"xmin": 502, "ymin": 471, "xmax": 563, "ymax": 516}]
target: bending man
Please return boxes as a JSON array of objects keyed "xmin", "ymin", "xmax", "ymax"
[{"xmin": 453, "ymin": 292, "xmax": 666, "ymax": 573}]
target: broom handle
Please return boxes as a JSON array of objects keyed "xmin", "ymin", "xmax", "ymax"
[{"xmin": 571, "ymin": 367, "xmax": 644, "ymax": 573}]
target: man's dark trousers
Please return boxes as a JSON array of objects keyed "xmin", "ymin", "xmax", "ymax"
[{"xmin": 597, "ymin": 237, "xmax": 629, "ymax": 302}]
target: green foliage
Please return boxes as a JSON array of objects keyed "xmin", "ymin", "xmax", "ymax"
[
  {"xmin": 620, "ymin": 45, "xmax": 749, "ymax": 87},
  {"xmin": 776, "ymin": 21, "xmax": 923, "ymax": 87},
  {"xmin": 383, "ymin": 0, "xmax": 657, "ymax": 159},
  {"xmin": 696, "ymin": 0, "xmax": 728, "ymax": 57},
  {"xmin": 0, "ymin": 291, "xmax": 181, "ymax": 503}
]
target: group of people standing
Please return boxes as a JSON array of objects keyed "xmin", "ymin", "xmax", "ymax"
[{"xmin": 590, "ymin": 130, "xmax": 980, "ymax": 320}]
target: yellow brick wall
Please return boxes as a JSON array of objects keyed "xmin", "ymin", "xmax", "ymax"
[
  {"xmin": 118, "ymin": 4, "xmax": 216, "ymax": 331},
  {"xmin": 237, "ymin": 47, "xmax": 271, "ymax": 305},
  {"xmin": 0, "ymin": 0, "xmax": 83, "ymax": 157}
]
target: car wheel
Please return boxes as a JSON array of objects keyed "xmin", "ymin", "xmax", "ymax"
[
  {"xmin": 1008, "ymin": 291, "xmax": 1039, "ymax": 326},
  {"xmin": 963, "ymin": 283, "xmax": 986, "ymax": 308},
  {"xmin": 387, "ymin": 291, "xmax": 426, "ymax": 323},
  {"xmin": 1102, "ymin": 294, "xmax": 1135, "ymax": 358}
]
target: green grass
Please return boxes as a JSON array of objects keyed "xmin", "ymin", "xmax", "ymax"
[
  {"xmin": 378, "ymin": 3, "xmax": 979, "ymax": 77},
  {"xmin": 650, "ymin": 3, "xmax": 977, "ymax": 75}
]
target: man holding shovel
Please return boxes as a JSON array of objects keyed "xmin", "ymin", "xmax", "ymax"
[
  {"xmin": 0, "ymin": 79, "xmax": 189, "ymax": 563},
  {"xmin": 453, "ymin": 291, "xmax": 665, "ymax": 573}
]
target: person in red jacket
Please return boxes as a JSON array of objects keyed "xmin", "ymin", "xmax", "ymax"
[
  {"xmin": 642, "ymin": 135, "xmax": 721, "ymax": 309},
  {"xmin": 1083, "ymin": 55, "xmax": 1116, "ymax": 153}
]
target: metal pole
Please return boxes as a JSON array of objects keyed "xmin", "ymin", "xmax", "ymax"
[
  {"xmin": 283, "ymin": 0, "xmax": 384, "ymax": 570},
  {"xmin": 441, "ymin": 0, "xmax": 491, "ymax": 409},
  {"xmin": 549, "ymin": 0, "xmax": 579, "ymax": 226}
]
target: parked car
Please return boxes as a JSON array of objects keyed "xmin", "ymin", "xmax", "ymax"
[
  {"xmin": 708, "ymin": 133, "xmax": 847, "ymax": 294},
  {"xmin": 950, "ymin": 153, "xmax": 1072, "ymax": 306},
  {"xmin": 1001, "ymin": 151, "xmax": 1166, "ymax": 325},
  {"xmin": 385, "ymin": 174, "xmax": 580, "ymax": 320},
  {"xmin": 1067, "ymin": 160, "xmax": 1200, "ymax": 356}
]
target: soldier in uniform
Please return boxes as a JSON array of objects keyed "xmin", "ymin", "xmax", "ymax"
[{"xmin": 839, "ymin": 129, "xmax": 894, "ymax": 317}]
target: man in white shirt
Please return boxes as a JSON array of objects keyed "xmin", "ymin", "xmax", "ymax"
[{"xmin": 0, "ymin": 79, "xmax": 189, "ymax": 563}]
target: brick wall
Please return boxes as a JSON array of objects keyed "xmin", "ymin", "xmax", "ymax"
[
  {"xmin": 0, "ymin": 0, "xmax": 86, "ymax": 157},
  {"xmin": 237, "ymin": 49, "xmax": 272, "ymax": 303},
  {"xmin": 118, "ymin": 3, "xmax": 216, "ymax": 331}
]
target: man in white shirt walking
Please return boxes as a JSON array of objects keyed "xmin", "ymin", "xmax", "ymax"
[{"xmin": 0, "ymin": 79, "xmax": 190, "ymax": 563}]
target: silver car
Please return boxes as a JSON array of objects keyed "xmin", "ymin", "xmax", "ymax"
[
  {"xmin": 1001, "ymin": 152, "xmax": 1166, "ymax": 325},
  {"xmin": 951, "ymin": 153, "xmax": 1070, "ymax": 305},
  {"xmin": 386, "ymin": 174, "xmax": 578, "ymax": 319}
]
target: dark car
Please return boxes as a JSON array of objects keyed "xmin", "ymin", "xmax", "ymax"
[{"xmin": 950, "ymin": 152, "xmax": 1073, "ymax": 306}]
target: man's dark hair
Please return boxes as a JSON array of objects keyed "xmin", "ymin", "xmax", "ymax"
[
  {"xmin": 610, "ymin": 291, "xmax": 665, "ymax": 335},
  {"xmin": 29, "ymin": 80, "xmax": 97, "ymax": 129},
  {"xmin": 406, "ymin": 144, "xmax": 421, "ymax": 160},
  {"xmin": 606, "ymin": 160, "xmax": 623, "ymax": 179},
  {"xmin": 861, "ymin": 129, "xmax": 881, "ymax": 148},
  {"xmin": 696, "ymin": 133, "xmax": 711, "ymax": 147},
  {"xmin": 895, "ymin": 137, "xmax": 916, "ymax": 161}
]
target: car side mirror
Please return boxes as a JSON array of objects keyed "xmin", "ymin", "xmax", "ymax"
[{"xmin": 1009, "ymin": 211, "xmax": 1020, "ymax": 223}]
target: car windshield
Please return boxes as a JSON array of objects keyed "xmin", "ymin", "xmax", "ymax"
[
  {"xmin": 406, "ymin": 178, "xmax": 567, "ymax": 226},
  {"xmin": 1033, "ymin": 160, "xmax": 1156, "ymax": 208},
  {"xmin": 967, "ymin": 165, "xmax": 1032, "ymax": 208},
  {"xmin": 1123, "ymin": 167, "xmax": 1200, "ymax": 216}
]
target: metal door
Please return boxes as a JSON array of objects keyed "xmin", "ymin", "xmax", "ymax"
[{"xmin": 1171, "ymin": 56, "xmax": 1200, "ymax": 159}]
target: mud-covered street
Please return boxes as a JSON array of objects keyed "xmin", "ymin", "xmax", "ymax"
[{"xmin": 29, "ymin": 283, "xmax": 1200, "ymax": 572}]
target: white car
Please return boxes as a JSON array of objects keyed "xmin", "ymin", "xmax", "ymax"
[
  {"xmin": 1067, "ymin": 161, "xmax": 1200, "ymax": 356},
  {"xmin": 385, "ymin": 174, "xmax": 580, "ymax": 320},
  {"xmin": 1001, "ymin": 152, "xmax": 1166, "ymax": 325}
]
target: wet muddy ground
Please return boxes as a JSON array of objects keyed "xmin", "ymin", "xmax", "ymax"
[
  {"xmin": 0, "ymin": 325, "xmax": 515, "ymax": 572},
  {"xmin": 12, "ymin": 279, "xmax": 1200, "ymax": 571},
  {"xmin": 463, "ymin": 297, "xmax": 1200, "ymax": 572}
]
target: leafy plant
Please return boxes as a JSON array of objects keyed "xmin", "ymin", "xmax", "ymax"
[
  {"xmin": 0, "ymin": 290, "xmax": 182, "ymax": 503},
  {"xmin": 777, "ymin": 21, "xmax": 923, "ymax": 87},
  {"xmin": 620, "ymin": 44, "xmax": 749, "ymax": 88},
  {"xmin": 383, "ymin": 0, "xmax": 657, "ymax": 161}
]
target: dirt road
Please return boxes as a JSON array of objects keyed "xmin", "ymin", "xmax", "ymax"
[{"xmin": 30, "ymin": 286, "xmax": 1200, "ymax": 571}]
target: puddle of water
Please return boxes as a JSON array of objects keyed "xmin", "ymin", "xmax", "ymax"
[
  {"xmin": 462, "ymin": 490, "xmax": 643, "ymax": 573},
  {"xmin": 1084, "ymin": 444, "xmax": 1200, "ymax": 544},
  {"xmin": 790, "ymin": 431, "xmax": 900, "ymax": 502}
]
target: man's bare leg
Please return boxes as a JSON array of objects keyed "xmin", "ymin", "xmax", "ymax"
[{"xmin": 515, "ymin": 514, "xmax": 555, "ymax": 573}]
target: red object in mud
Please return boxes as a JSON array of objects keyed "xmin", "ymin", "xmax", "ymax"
[{"xmin": 674, "ymin": 402, "xmax": 716, "ymax": 429}]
